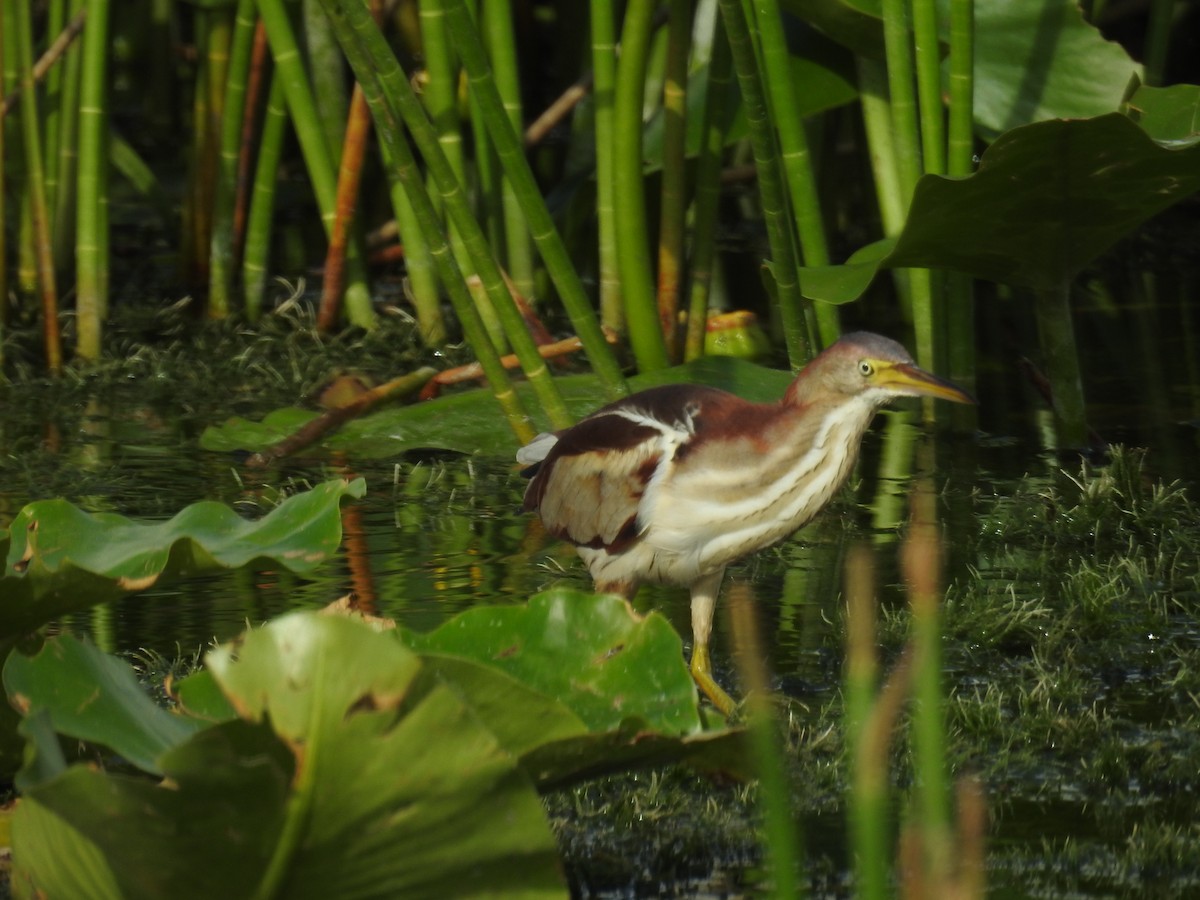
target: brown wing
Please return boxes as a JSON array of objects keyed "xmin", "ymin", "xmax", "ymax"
[{"xmin": 523, "ymin": 413, "xmax": 662, "ymax": 553}]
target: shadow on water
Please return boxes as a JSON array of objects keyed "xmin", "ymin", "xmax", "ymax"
[{"xmin": 3, "ymin": 225, "xmax": 1200, "ymax": 894}]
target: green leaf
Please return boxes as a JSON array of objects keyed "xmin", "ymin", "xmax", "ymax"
[
  {"xmin": 1123, "ymin": 83, "xmax": 1200, "ymax": 148},
  {"xmin": 407, "ymin": 589, "xmax": 704, "ymax": 736},
  {"xmin": 4, "ymin": 636, "xmax": 209, "ymax": 780},
  {"xmin": 12, "ymin": 795, "xmax": 124, "ymax": 900},
  {"xmin": 201, "ymin": 358, "xmax": 796, "ymax": 458},
  {"xmin": 799, "ymin": 114, "xmax": 1200, "ymax": 300},
  {"xmin": 968, "ymin": 0, "xmax": 1139, "ymax": 136},
  {"xmin": 798, "ymin": 238, "xmax": 897, "ymax": 305},
  {"xmin": 0, "ymin": 478, "xmax": 365, "ymax": 641},
  {"xmin": 15, "ymin": 613, "xmax": 566, "ymax": 900}
]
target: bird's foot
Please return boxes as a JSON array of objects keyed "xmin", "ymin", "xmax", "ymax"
[{"xmin": 689, "ymin": 647, "xmax": 738, "ymax": 717}]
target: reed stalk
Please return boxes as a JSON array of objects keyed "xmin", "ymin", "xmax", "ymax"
[
  {"xmin": 946, "ymin": 0, "xmax": 976, "ymax": 395},
  {"xmin": 482, "ymin": 0, "xmax": 535, "ymax": 303},
  {"xmin": 303, "ymin": 0, "xmax": 348, "ymax": 162},
  {"xmin": 315, "ymin": 0, "xmax": 541, "ymax": 440},
  {"xmin": 751, "ymin": 0, "xmax": 839, "ymax": 348},
  {"xmin": 656, "ymin": 0, "xmax": 692, "ymax": 362},
  {"xmin": 613, "ymin": 0, "xmax": 670, "ymax": 372},
  {"xmin": 15, "ymin": 0, "xmax": 62, "ymax": 370},
  {"xmin": 441, "ymin": 0, "xmax": 628, "ymax": 398},
  {"xmin": 589, "ymin": 0, "xmax": 623, "ymax": 333},
  {"xmin": 52, "ymin": 0, "xmax": 84, "ymax": 268},
  {"xmin": 208, "ymin": 0, "xmax": 257, "ymax": 319},
  {"xmin": 717, "ymin": 0, "xmax": 813, "ymax": 368},
  {"xmin": 0, "ymin": 6, "xmax": 6, "ymax": 353},
  {"xmin": 684, "ymin": 11, "xmax": 734, "ymax": 362},
  {"xmin": 1034, "ymin": 280, "xmax": 1088, "ymax": 448},
  {"xmin": 75, "ymin": 0, "xmax": 112, "ymax": 365},
  {"xmin": 257, "ymin": 0, "xmax": 376, "ymax": 329},
  {"xmin": 242, "ymin": 73, "xmax": 288, "ymax": 318}
]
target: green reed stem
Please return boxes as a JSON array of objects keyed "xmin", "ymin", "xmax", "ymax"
[
  {"xmin": 257, "ymin": 0, "xmax": 376, "ymax": 330},
  {"xmin": 303, "ymin": 0, "xmax": 348, "ymax": 162},
  {"xmin": 684, "ymin": 11, "xmax": 734, "ymax": 362},
  {"xmin": 317, "ymin": 0, "xmax": 540, "ymax": 441},
  {"xmin": 1143, "ymin": 0, "xmax": 1174, "ymax": 87},
  {"xmin": 242, "ymin": 73, "xmax": 287, "ymax": 318},
  {"xmin": 441, "ymin": 0, "xmax": 628, "ymax": 398},
  {"xmin": 655, "ymin": 0, "xmax": 692, "ymax": 362},
  {"xmin": 613, "ymin": 0, "xmax": 670, "ymax": 372},
  {"xmin": 75, "ymin": 0, "xmax": 111, "ymax": 366},
  {"xmin": 52, "ymin": 0, "xmax": 83, "ymax": 268},
  {"xmin": 843, "ymin": 545, "xmax": 890, "ymax": 900},
  {"xmin": 483, "ymin": 0, "xmax": 535, "ymax": 302},
  {"xmin": 209, "ymin": 0, "xmax": 257, "ymax": 319},
  {"xmin": 729, "ymin": 584, "xmax": 804, "ymax": 899},
  {"xmin": 590, "ymin": 0, "xmax": 623, "ymax": 333},
  {"xmin": 16, "ymin": 0, "xmax": 62, "ymax": 370},
  {"xmin": 904, "ymin": 468, "xmax": 953, "ymax": 885},
  {"xmin": 946, "ymin": 0, "xmax": 976, "ymax": 393},
  {"xmin": 384, "ymin": 146, "xmax": 446, "ymax": 345},
  {"xmin": 752, "ymin": 0, "xmax": 839, "ymax": 349},
  {"xmin": 717, "ymin": 0, "xmax": 813, "ymax": 368},
  {"xmin": 42, "ymin": 0, "xmax": 65, "ymax": 221},
  {"xmin": 0, "ymin": 6, "xmax": 6, "ymax": 348},
  {"xmin": 912, "ymin": 0, "xmax": 944, "ymax": 177}
]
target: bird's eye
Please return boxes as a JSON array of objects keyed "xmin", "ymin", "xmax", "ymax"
[{"xmin": 858, "ymin": 360, "xmax": 874, "ymax": 377}]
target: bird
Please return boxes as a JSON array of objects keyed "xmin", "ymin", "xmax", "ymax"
[{"xmin": 517, "ymin": 332, "xmax": 974, "ymax": 714}]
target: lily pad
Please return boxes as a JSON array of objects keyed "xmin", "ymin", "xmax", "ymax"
[
  {"xmin": 201, "ymin": 356, "xmax": 796, "ymax": 459},
  {"xmin": 11, "ymin": 614, "xmax": 566, "ymax": 900},
  {"xmin": 4, "ymin": 636, "xmax": 208, "ymax": 780},
  {"xmin": 406, "ymin": 589, "xmax": 704, "ymax": 736},
  {"xmin": 0, "ymin": 478, "xmax": 365, "ymax": 641}
]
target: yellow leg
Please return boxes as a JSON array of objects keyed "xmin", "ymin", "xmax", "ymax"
[{"xmin": 689, "ymin": 569, "xmax": 736, "ymax": 715}]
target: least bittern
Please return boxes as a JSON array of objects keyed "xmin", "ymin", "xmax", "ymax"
[{"xmin": 518, "ymin": 332, "xmax": 974, "ymax": 713}]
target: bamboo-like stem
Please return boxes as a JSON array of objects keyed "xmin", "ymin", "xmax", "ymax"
[
  {"xmin": 843, "ymin": 544, "xmax": 890, "ymax": 900},
  {"xmin": 946, "ymin": 0, "xmax": 976, "ymax": 394},
  {"xmin": 257, "ymin": 0, "xmax": 376, "ymax": 329},
  {"xmin": 15, "ymin": 0, "xmax": 62, "ymax": 370},
  {"xmin": 684, "ymin": 11, "xmax": 734, "ymax": 362},
  {"xmin": 728, "ymin": 583, "xmax": 804, "ymax": 897},
  {"xmin": 613, "ymin": 0, "xmax": 670, "ymax": 372},
  {"xmin": 441, "ymin": 0, "xmax": 628, "ymax": 398},
  {"xmin": 589, "ymin": 0, "xmax": 623, "ymax": 333},
  {"xmin": 242, "ymin": 73, "xmax": 287, "ymax": 318},
  {"xmin": 340, "ymin": 1, "xmax": 574, "ymax": 426},
  {"xmin": 912, "ymin": 0, "xmax": 944, "ymax": 177},
  {"xmin": 303, "ymin": 0, "xmax": 348, "ymax": 161},
  {"xmin": 0, "ymin": 6, "xmax": 86, "ymax": 117},
  {"xmin": 856, "ymin": 58, "xmax": 907, "ymax": 239},
  {"xmin": 483, "ymin": 0, "xmax": 535, "ymax": 302},
  {"xmin": 881, "ymin": 0, "xmax": 938, "ymax": 381},
  {"xmin": 0, "ymin": 5, "xmax": 6, "ymax": 351},
  {"xmin": 752, "ymin": 0, "xmax": 839, "ymax": 348},
  {"xmin": 717, "ymin": 0, "xmax": 813, "ymax": 368},
  {"xmin": 316, "ymin": 0, "xmax": 541, "ymax": 441},
  {"xmin": 316, "ymin": 80, "xmax": 373, "ymax": 332},
  {"xmin": 902, "ymin": 465, "xmax": 953, "ymax": 886},
  {"xmin": 209, "ymin": 0, "xmax": 257, "ymax": 319},
  {"xmin": 52, "ymin": 0, "xmax": 84, "ymax": 268},
  {"xmin": 383, "ymin": 146, "xmax": 446, "ymax": 345},
  {"xmin": 655, "ymin": 0, "xmax": 692, "ymax": 362},
  {"xmin": 234, "ymin": 21, "xmax": 271, "ymax": 264},
  {"xmin": 75, "ymin": 0, "xmax": 112, "ymax": 365}
]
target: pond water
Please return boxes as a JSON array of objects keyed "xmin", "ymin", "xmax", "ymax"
[{"xmin": 4, "ymin": 277, "xmax": 1200, "ymax": 896}]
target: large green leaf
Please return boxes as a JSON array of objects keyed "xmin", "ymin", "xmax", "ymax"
[
  {"xmin": 800, "ymin": 114, "xmax": 1200, "ymax": 302},
  {"xmin": 1123, "ymin": 83, "xmax": 1200, "ymax": 148},
  {"xmin": 201, "ymin": 357, "xmax": 796, "ymax": 458},
  {"xmin": 5, "ymin": 637, "xmax": 208, "ymax": 780},
  {"xmin": 406, "ymin": 588, "xmax": 704, "ymax": 736},
  {"xmin": 0, "ymin": 478, "xmax": 365, "ymax": 640},
  {"xmin": 12, "ymin": 615, "xmax": 566, "ymax": 900}
]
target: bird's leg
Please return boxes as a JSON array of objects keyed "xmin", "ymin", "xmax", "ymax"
[{"xmin": 689, "ymin": 568, "xmax": 736, "ymax": 715}]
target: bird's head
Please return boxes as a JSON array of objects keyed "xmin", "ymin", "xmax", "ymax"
[{"xmin": 785, "ymin": 332, "xmax": 976, "ymax": 408}]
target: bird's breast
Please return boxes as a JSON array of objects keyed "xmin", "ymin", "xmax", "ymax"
[{"xmin": 638, "ymin": 396, "xmax": 877, "ymax": 574}]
